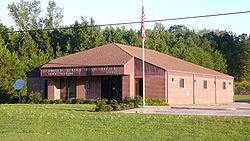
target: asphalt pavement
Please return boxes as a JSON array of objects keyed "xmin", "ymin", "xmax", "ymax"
[{"xmin": 118, "ymin": 102, "xmax": 250, "ymax": 116}]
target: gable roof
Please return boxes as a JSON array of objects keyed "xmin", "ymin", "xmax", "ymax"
[
  {"xmin": 41, "ymin": 43, "xmax": 232, "ymax": 78},
  {"xmin": 115, "ymin": 43, "xmax": 232, "ymax": 78},
  {"xmin": 41, "ymin": 43, "xmax": 133, "ymax": 68}
]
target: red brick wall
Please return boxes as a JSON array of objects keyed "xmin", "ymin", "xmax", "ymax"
[
  {"xmin": 122, "ymin": 76, "xmax": 130, "ymax": 99},
  {"xmin": 76, "ymin": 77, "xmax": 101, "ymax": 99},
  {"xmin": 47, "ymin": 78, "xmax": 60, "ymax": 100},
  {"xmin": 134, "ymin": 58, "xmax": 166, "ymax": 101},
  {"xmin": 76, "ymin": 77, "xmax": 85, "ymax": 99},
  {"xmin": 167, "ymin": 71, "xmax": 234, "ymax": 105},
  {"xmin": 134, "ymin": 58, "xmax": 165, "ymax": 76},
  {"xmin": 194, "ymin": 74, "xmax": 216, "ymax": 104},
  {"xmin": 216, "ymin": 77, "xmax": 234, "ymax": 103},
  {"xmin": 145, "ymin": 74, "xmax": 165, "ymax": 100},
  {"xmin": 168, "ymin": 72, "xmax": 194, "ymax": 105},
  {"xmin": 27, "ymin": 78, "xmax": 46, "ymax": 96}
]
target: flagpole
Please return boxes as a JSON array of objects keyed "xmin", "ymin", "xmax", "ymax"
[
  {"xmin": 141, "ymin": 0, "xmax": 146, "ymax": 107},
  {"xmin": 142, "ymin": 38, "xmax": 145, "ymax": 107}
]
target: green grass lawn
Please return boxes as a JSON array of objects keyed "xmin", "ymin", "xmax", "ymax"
[
  {"xmin": 234, "ymin": 95, "xmax": 250, "ymax": 103},
  {"xmin": 0, "ymin": 104, "xmax": 249, "ymax": 141}
]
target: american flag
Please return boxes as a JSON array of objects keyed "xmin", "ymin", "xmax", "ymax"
[{"xmin": 141, "ymin": 3, "xmax": 146, "ymax": 41}]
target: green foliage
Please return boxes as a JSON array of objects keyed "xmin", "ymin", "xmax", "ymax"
[
  {"xmin": 145, "ymin": 97, "xmax": 168, "ymax": 106},
  {"xmin": 235, "ymin": 81, "xmax": 250, "ymax": 95},
  {"xmin": 76, "ymin": 98, "xmax": 85, "ymax": 104},
  {"xmin": 124, "ymin": 96, "xmax": 134, "ymax": 103},
  {"xmin": 54, "ymin": 99, "xmax": 63, "ymax": 104},
  {"xmin": 1, "ymin": 0, "xmax": 250, "ymax": 98},
  {"xmin": 95, "ymin": 99, "xmax": 113, "ymax": 112},
  {"xmin": 65, "ymin": 98, "xmax": 77, "ymax": 104},
  {"xmin": 134, "ymin": 96, "xmax": 143, "ymax": 107},
  {"xmin": 0, "ymin": 93, "xmax": 11, "ymax": 104},
  {"xmin": 0, "ymin": 43, "xmax": 26, "ymax": 96},
  {"xmin": 41, "ymin": 99, "xmax": 51, "ymax": 104},
  {"xmin": 111, "ymin": 103, "xmax": 122, "ymax": 110},
  {"xmin": 84, "ymin": 99, "xmax": 97, "ymax": 104},
  {"xmin": 0, "ymin": 104, "xmax": 249, "ymax": 141},
  {"xmin": 29, "ymin": 91, "xmax": 43, "ymax": 104}
]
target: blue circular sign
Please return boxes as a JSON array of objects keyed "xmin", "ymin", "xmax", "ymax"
[{"xmin": 14, "ymin": 79, "xmax": 25, "ymax": 91}]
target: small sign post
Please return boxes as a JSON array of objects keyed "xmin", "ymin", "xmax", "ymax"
[{"xmin": 14, "ymin": 79, "xmax": 25, "ymax": 103}]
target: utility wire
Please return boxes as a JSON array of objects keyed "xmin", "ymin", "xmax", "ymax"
[{"xmin": 2, "ymin": 10, "xmax": 250, "ymax": 33}]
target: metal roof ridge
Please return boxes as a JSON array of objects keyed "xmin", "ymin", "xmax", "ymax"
[{"xmin": 113, "ymin": 43, "xmax": 134, "ymax": 58}]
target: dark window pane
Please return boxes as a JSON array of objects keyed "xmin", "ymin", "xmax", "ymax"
[
  {"xmin": 203, "ymin": 80, "xmax": 208, "ymax": 89},
  {"xmin": 180, "ymin": 79, "xmax": 184, "ymax": 88},
  {"xmin": 223, "ymin": 82, "xmax": 226, "ymax": 89}
]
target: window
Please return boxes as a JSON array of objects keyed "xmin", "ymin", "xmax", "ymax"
[
  {"xmin": 203, "ymin": 80, "xmax": 208, "ymax": 89},
  {"xmin": 85, "ymin": 83, "xmax": 91, "ymax": 89},
  {"xmin": 180, "ymin": 79, "xmax": 184, "ymax": 88},
  {"xmin": 223, "ymin": 82, "xmax": 226, "ymax": 89}
]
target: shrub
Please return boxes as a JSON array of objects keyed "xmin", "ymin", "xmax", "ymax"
[
  {"xmin": 65, "ymin": 98, "xmax": 77, "ymax": 104},
  {"xmin": 145, "ymin": 97, "xmax": 168, "ymax": 106},
  {"xmin": 103, "ymin": 105, "xmax": 113, "ymax": 111},
  {"xmin": 111, "ymin": 103, "xmax": 121, "ymax": 110},
  {"xmin": 76, "ymin": 98, "xmax": 85, "ymax": 104},
  {"xmin": 41, "ymin": 99, "xmax": 51, "ymax": 104},
  {"xmin": 109, "ymin": 99, "xmax": 118, "ymax": 104},
  {"xmin": 134, "ymin": 96, "xmax": 143, "ymax": 107},
  {"xmin": 0, "ymin": 93, "xmax": 11, "ymax": 104},
  {"xmin": 84, "ymin": 99, "xmax": 97, "ymax": 104},
  {"xmin": 54, "ymin": 99, "xmax": 63, "ymax": 104},
  {"xmin": 10, "ymin": 95, "xmax": 19, "ymax": 104},
  {"xmin": 21, "ymin": 96, "xmax": 28, "ymax": 104},
  {"xmin": 29, "ymin": 92, "xmax": 43, "ymax": 104},
  {"xmin": 127, "ymin": 102, "xmax": 135, "ymax": 109},
  {"xmin": 235, "ymin": 81, "xmax": 250, "ymax": 95},
  {"xmin": 119, "ymin": 103, "xmax": 128, "ymax": 109},
  {"xmin": 95, "ymin": 99, "xmax": 112, "ymax": 111},
  {"xmin": 124, "ymin": 96, "xmax": 134, "ymax": 103}
]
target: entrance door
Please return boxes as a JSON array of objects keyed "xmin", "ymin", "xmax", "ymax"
[
  {"xmin": 60, "ymin": 78, "xmax": 76, "ymax": 100},
  {"xmin": 101, "ymin": 76, "xmax": 122, "ymax": 100},
  {"xmin": 135, "ymin": 78, "xmax": 143, "ymax": 97}
]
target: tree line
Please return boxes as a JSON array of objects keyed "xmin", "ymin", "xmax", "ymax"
[{"xmin": 0, "ymin": 0, "xmax": 249, "ymax": 97}]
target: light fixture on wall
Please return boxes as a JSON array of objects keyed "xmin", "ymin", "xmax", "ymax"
[
  {"xmin": 172, "ymin": 78, "xmax": 176, "ymax": 81},
  {"xmin": 229, "ymin": 82, "xmax": 231, "ymax": 85}
]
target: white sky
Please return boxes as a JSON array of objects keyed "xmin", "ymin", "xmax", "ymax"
[{"xmin": 0, "ymin": 0, "xmax": 250, "ymax": 35}]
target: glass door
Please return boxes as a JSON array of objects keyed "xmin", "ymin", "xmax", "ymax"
[{"xmin": 60, "ymin": 78, "xmax": 76, "ymax": 100}]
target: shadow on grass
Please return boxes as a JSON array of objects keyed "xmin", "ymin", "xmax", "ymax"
[{"xmin": 235, "ymin": 100, "xmax": 250, "ymax": 103}]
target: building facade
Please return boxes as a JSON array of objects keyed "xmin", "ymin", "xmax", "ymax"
[{"xmin": 28, "ymin": 43, "xmax": 234, "ymax": 105}]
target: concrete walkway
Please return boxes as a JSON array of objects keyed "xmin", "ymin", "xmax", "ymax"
[{"xmin": 118, "ymin": 102, "xmax": 250, "ymax": 116}]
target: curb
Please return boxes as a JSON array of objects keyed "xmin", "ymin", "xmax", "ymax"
[{"xmin": 171, "ymin": 106, "xmax": 237, "ymax": 111}]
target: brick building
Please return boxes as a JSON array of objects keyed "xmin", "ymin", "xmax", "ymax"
[{"xmin": 28, "ymin": 43, "xmax": 234, "ymax": 105}]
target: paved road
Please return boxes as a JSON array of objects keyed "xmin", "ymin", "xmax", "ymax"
[{"xmin": 118, "ymin": 102, "xmax": 250, "ymax": 116}]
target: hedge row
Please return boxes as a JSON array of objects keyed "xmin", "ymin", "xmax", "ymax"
[{"xmin": 95, "ymin": 96, "xmax": 168, "ymax": 112}]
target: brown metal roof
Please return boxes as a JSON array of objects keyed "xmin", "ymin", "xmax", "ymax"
[
  {"xmin": 41, "ymin": 43, "xmax": 133, "ymax": 68},
  {"xmin": 115, "ymin": 43, "xmax": 232, "ymax": 78},
  {"xmin": 41, "ymin": 43, "xmax": 232, "ymax": 78}
]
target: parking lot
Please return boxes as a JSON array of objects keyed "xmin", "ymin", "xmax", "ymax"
[{"xmin": 119, "ymin": 102, "xmax": 250, "ymax": 116}]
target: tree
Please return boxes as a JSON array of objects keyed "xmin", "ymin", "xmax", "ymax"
[
  {"xmin": 0, "ymin": 36, "xmax": 26, "ymax": 95},
  {"xmin": 44, "ymin": 0, "xmax": 64, "ymax": 29},
  {"xmin": 239, "ymin": 39, "xmax": 250, "ymax": 81},
  {"xmin": 8, "ymin": 0, "xmax": 42, "ymax": 30},
  {"xmin": 153, "ymin": 22, "xmax": 165, "ymax": 31}
]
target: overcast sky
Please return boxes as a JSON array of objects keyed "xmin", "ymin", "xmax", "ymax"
[{"xmin": 0, "ymin": 0, "xmax": 250, "ymax": 35}]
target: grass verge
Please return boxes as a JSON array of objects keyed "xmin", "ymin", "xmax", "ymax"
[
  {"xmin": 234, "ymin": 95, "xmax": 250, "ymax": 103},
  {"xmin": 0, "ymin": 104, "xmax": 249, "ymax": 141}
]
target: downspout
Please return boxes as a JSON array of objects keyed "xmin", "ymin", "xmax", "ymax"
[
  {"xmin": 215, "ymin": 76, "xmax": 217, "ymax": 104},
  {"xmin": 193, "ymin": 74, "xmax": 195, "ymax": 104},
  {"xmin": 166, "ymin": 71, "xmax": 169, "ymax": 103}
]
